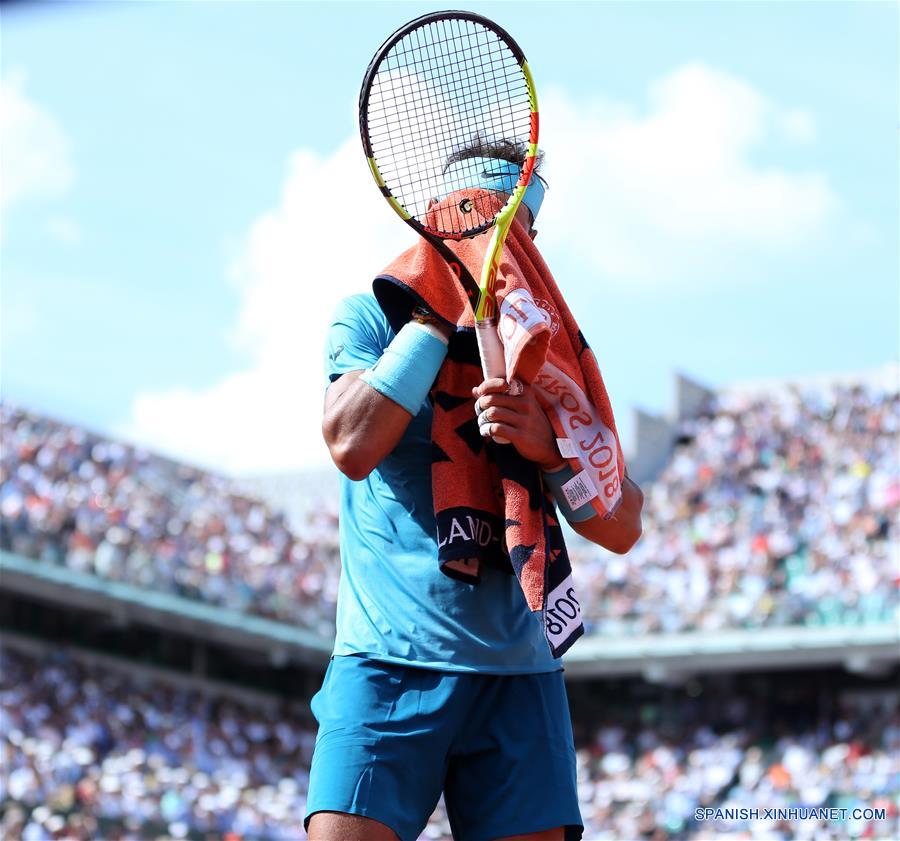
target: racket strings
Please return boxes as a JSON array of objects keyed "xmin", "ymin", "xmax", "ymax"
[
  {"xmin": 369, "ymin": 31, "xmax": 526, "ymax": 175},
  {"xmin": 365, "ymin": 17, "xmax": 532, "ymax": 238}
]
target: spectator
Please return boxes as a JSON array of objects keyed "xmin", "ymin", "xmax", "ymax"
[
  {"xmin": 0, "ymin": 406, "xmax": 340, "ymax": 636},
  {"xmin": 1, "ymin": 648, "xmax": 896, "ymax": 841},
  {"xmin": 571, "ymin": 382, "xmax": 899, "ymax": 635},
  {"xmin": 1, "ymin": 377, "xmax": 897, "ymax": 639}
]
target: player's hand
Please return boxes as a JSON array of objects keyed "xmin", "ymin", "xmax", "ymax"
[{"xmin": 472, "ymin": 378, "xmax": 565, "ymax": 471}]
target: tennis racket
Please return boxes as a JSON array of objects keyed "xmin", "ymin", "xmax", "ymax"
[{"xmin": 358, "ymin": 10, "xmax": 539, "ymax": 382}]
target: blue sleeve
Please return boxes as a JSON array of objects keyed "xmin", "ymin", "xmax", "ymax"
[{"xmin": 324, "ymin": 294, "xmax": 391, "ymax": 385}]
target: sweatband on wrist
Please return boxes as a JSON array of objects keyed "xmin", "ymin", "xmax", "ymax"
[
  {"xmin": 360, "ymin": 321, "xmax": 449, "ymax": 416},
  {"xmin": 542, "ymin": 462, "xmax": 599, "ymax": 523}
]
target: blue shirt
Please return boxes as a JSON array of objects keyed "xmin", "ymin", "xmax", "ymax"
[{"xmin": 324, "ymin": 294, "xmax": 559, "ymax": 674}]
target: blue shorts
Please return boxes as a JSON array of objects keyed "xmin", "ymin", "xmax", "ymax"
[{"xmin": 304, "ymin": 654, "xmax": 583, "ymax": 841}]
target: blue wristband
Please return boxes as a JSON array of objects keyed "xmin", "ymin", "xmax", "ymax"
[
  {"xmin": 543, "ymin": 463, "xmax": 599, "ymax": 523},
  {"xmin": 360, "ymin": 321, "xmax": 449, "ymax": 415}
]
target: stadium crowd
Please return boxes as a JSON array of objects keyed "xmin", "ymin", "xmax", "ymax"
[
  {"xmin": 0, "ymin": 648, "xmax": 314, "ymax": 841},
  {"xmin": 1, "ymin": 377, "xmax": 898, "ymax": 638},
  {"xmin": 572, "ymin": 381, "xmax": 899, "ymax": 635},
  {"xmin": 573, "ymin": 692, "xmax": 899, "ymax": 840},
  {"xmin": 0, "ymin": 404, "xmax": 339, "ymax": 638},
  {"xmin": 1, "ymin": 648, "xmax": 897, "ymax": 841}
]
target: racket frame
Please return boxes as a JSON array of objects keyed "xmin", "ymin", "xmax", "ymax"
[{"xmin": 359, "ymin": 10, "xmax": 539, "ymax": 379}]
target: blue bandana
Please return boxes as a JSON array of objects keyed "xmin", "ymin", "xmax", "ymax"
[{"xmin": 441, "ymin": 156, "xmax": 546, "ymax": 224}]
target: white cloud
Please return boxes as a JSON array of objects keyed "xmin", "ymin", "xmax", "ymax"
[
  {"xmin": 0, "ymin": 70, "xmax": 74, "ymax": 228},
  {"xmin": 537, "ymin": 62, "xmax": 838, "ymax": 285},
  {"xmin": 124, "ymin": 62, "xmax": 841, "ymax": 473},
  {"xmin": 123, "ymin": 139, "xmax": 414, "ymax": 474}
]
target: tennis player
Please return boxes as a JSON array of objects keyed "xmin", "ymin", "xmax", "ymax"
[{"xmin": 305, "ymin": 144, "xmax": 644, "ymax": 841}]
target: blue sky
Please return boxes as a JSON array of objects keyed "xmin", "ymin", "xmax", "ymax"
[{"xmin": 2, "ymin": 1, "xmax": 897, "ymax": 473}]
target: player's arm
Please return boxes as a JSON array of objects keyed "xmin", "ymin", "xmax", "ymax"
[
  {"xmin": 473, "ymin": 377, "xmax": 643, "ymax": 554},
  {"xmin": 564, "ymin": 470, "xmax": 643, "ymax": 554},
  {"xmin": 323, "ymin": 307, "xmax": 452, "ymax": 481},
  {"xmin": 322, "ymin": 371, "xmax": 417, "ymax": 480}
]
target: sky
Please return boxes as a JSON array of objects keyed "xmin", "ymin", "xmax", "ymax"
[{"xmin": 2, "ymin": 0, "xmax": 898, "ymax": 475}]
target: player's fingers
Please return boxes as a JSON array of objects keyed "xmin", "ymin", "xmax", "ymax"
[
  {"xmin": 476, "ymin": 393, "xmax": 523, "ymax": 412},
  {"xmin": 472, "ymin": 378, "xmax": 508, "ymax": 398},
  {"xmin": 475, "ymin": 390, "xmax": 519, "ymax": 415},
  {"xmin": 480, "ymin": 421, "xmax": 518, "ymax": 441},
  {"xmin": 477, "ymin": 406, "xmax": 521, "ymax": 428}
]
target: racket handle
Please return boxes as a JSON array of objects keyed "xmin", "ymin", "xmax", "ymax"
[
  {"xmin": 475, "ymin": 319, "xmax": 511, "ymax": 445},
  {"xmin": 475, "ymin": 318, "xmax": 506, "ymax": 380}
]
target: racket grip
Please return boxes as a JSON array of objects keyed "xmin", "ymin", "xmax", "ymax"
[
  {"xmin": 475, "ymin": 318, "xmax": 506, "ymax": 380},
  {"xmin": 475, "ymin": 319, "xmax": 511, "ymax": 445}
]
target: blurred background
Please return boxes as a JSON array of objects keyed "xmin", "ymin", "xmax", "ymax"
[{"xmin": 1, "ymin": 2, "xmax": 898, "ymax": 840}]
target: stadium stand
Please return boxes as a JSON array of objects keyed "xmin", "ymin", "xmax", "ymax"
[
  {"xmin": 1, "ymin": 640, "xmax": 896, "ymax": 841},
  {"xmin": 2, "ymin": 369, "xmax": 897, "ymax": 640},
  {"xmin": 0, "ymin": 640, "xmax": 315, "ymax": 841},
  {"xmin": 1, "ymin": 368, "xmax": 898, "ymax": 840},
  {"xmin": 573, "ymin": 374, "xmax": 899, "ymax": 637},
  {"xmin": 0, "ymin": 403, "xmax": 340, "ymax": 638}
]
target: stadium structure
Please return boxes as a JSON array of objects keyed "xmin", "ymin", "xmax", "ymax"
[{"xmin": 1, "ymin": 364, "xmax": 898, "ymax": 840}]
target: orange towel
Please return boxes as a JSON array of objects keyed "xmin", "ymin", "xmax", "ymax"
[{"xmin": 372, "ymin": 190, "xmax": 626, "ymax": 656}]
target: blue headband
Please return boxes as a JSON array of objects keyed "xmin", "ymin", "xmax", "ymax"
[{"xmin": 440, "ymin": 156, "xmax": 546, "ymax": 224}]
